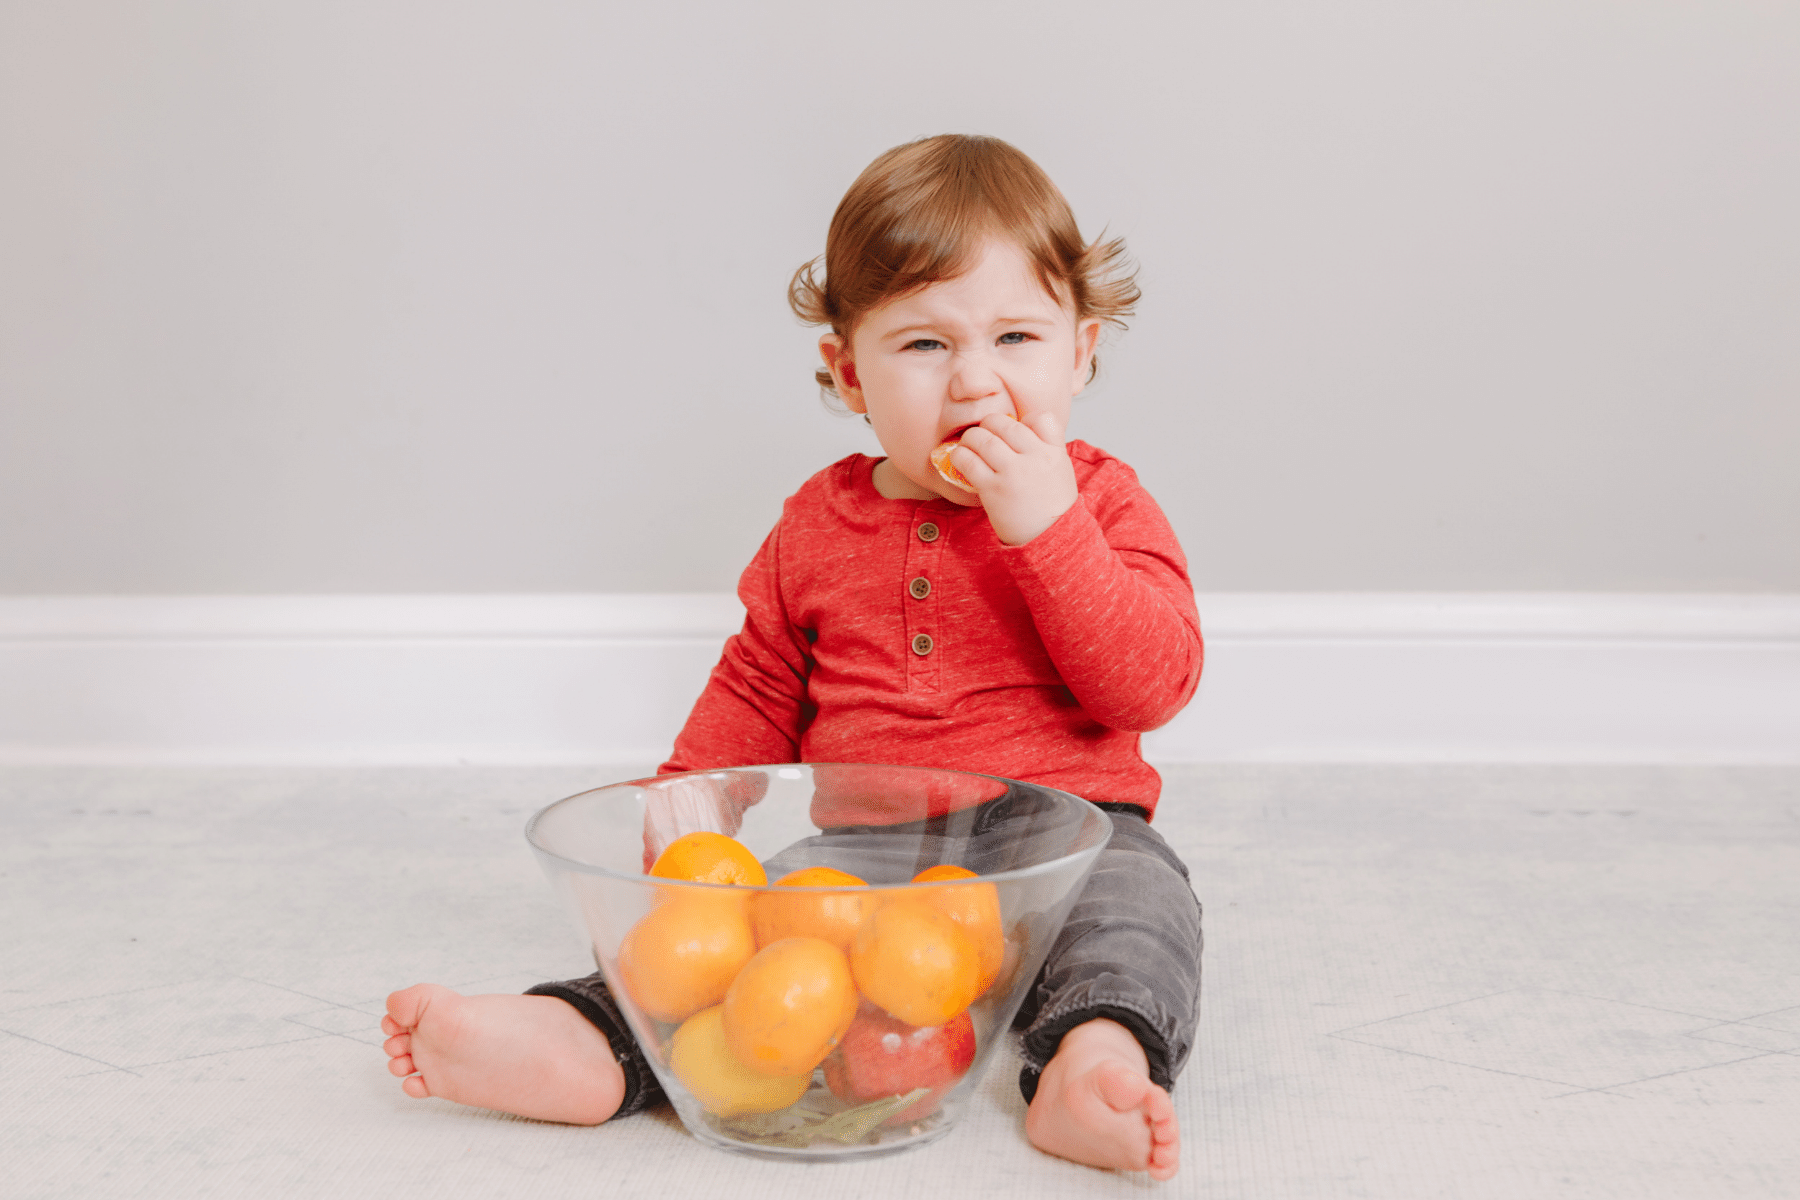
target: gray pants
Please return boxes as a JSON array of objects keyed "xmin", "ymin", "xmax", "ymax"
[{"xmin": 528, "ymin": 806, "xmax": 1202, "ymax": 1118}]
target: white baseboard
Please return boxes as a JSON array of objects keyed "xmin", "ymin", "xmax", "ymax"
[{"xmin": 1, "ymin": 593, "xmax": 1795, "ymax": 766}]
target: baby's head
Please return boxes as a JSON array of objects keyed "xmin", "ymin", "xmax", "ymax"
[{"xmin": 790, "ymin": 134, "xmax": 1138, "ymax": 396}]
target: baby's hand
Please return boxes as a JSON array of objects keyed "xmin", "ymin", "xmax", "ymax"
[{"xmin": 946, "ymin": 412, "xmax": 1077, "ymax": 546}]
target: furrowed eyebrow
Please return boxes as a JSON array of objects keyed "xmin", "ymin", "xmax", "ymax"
[{"xmin": 881, "ymin": 316, "xmax": 1057, "ymax": 341}]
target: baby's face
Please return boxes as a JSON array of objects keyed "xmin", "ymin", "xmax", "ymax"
[{"xmin": 821, "ymin": 239, "xmax": 1100, "ymax": 505}]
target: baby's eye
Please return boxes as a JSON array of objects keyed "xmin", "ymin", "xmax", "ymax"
[
  {"xmin": 997, "ymin": 332, "xmax": 1034, "ymax": 345},
  {"xmin": 903, "ymin": 338, "xmax": 946, "ymax": 352}
]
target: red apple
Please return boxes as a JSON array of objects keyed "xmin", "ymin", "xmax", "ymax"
[{"xmin": 823, "ymin": 1001, "xmax": 976, "ymax": 1124}]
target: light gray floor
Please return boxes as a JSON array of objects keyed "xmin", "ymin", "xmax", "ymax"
[{"xmin": 3, "ymin": 764, "xmax": 1796, "ymax": 1199}]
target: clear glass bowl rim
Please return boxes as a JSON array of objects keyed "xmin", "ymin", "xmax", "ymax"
[{"xmin": 524, "ymin": 761, "xmax": 1112, "ymax": 890}]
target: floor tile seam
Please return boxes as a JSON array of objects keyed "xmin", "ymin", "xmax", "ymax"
[
  {"xmin": 99, "ymin": 1029, "xmax": 341, "ymax": 1072},
  {"xmin": 281, "ymin": 1014, "xmax": 386, "ymax": 1038},
  {"xmin": 1329, "ymin": 984, "xmax": 1766, "ymax": 1040},
  {"xmin": 1323, "ymin": 987, "xmax": 1520, "ymax": 1034},
  {"xmin": 1684, "ymin": 1032, "xmax": 1800, "ymax": 1053},
  {"xmin": 0, "ymin": 977, "xmax": 213, "ymax": 1015},
  {"xmin": 0, "ymin": 972, "xmax": 393, "ymax": 1026},
  {"xmin": 1323, "ymin": 1031, "xmax": 1593, "ymax": 1092},
  {"xmin": 1535, "ymin": 985, "xmax": 1772, "ymax": 1024},
  {"xmin": 229, "ymin": 972, "xmax": 390, "ymax": 1014},
  {"xmin": 1545, "ymin": 1048, "xmax": 1788, "ymax": 1098},
  {"xmin": 1682, "ymin": 1020, "xmax": 1800, "ymax": 1043},
  {"xmin": 281, "ymin": 1008, "xmax": 387, "ymax": 1036},
  {"xmin": 278, "ymin": 1023, "xmax": 389, "ymax": 1051},
  {"xmin": 0, "ymin": 1026, "xmax": 142, "ymax": 1075},
  {"xmin": 1716, "ymin": 1004, "xmax": 1800, "ymax": 1026},
  {"xmin": 311, "ymin": 1029, "xmax": 389, "ymax": 1047}
]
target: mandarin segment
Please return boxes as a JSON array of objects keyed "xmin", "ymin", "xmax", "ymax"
[
  {"xmin": 930, "ymin": 440, "xmax": 973, "ymax": 490},
  {"xmin": 649, "ymin": 831, "xmax": 768, "ymax": 887},
  {"xmin": 849, "ymin": 898, "xmax": 981, "ymax": 1027},
  {"xmin": 670, "ymin": 1005, "xmax": 811, "ymax": 1116},
  {"xmin": 722, "ymin": 936, "xmax": 859, "ymax": 1077},
  {"xmin": 910, "ymin": 865, "xmax": 1005, "ymax": 997},
  {"xmin": 616, "ymin": 891, "xmax": 757, "ymax": 1024},
  {"xmin": 751, "ymin": 867, "xmax": 872, "ymax": 952}
]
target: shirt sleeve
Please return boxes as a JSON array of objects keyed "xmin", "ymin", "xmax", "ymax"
[
  {"xmin": 1001, "ymin": 461, "xmax": 1203, "ymax": 732},
  {"xmin": 660, "ymin": 519, "xmax": 813, "ymax": 773}
]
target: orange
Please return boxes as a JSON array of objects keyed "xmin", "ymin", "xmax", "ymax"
[
  {"xmin": 849, "ymin": 898, "xmax": 980, "ymax": 1027},
  {"xmin": 751, "ymin": 867, "xmax": 872, "ymax": 952},
  {"xmin": 649, "ymin": 831, "xmax": 767, "ymax": 887},
  {"xmin": 910, "ymin": 865, "xmax": 1005, "ymax": 997},
  {"xmin": 669, "ymin": 1004, "xmax": 810, "ymax": 1116},
  {"xmin": 615, "ymin": 891, "xmax": 756, "ymax": 1024},
  {"xmin": 722, "ymin": 936, "xmax": 858, "ymax": 1077},
  {"xmin": 930, "ymin": 439, "xmax": 974, "ymax": 490}
]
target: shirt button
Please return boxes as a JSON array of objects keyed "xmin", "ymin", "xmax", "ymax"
[
  {"xmin": 909, "ymin": 577, "xmax": 931, "ymax": 600},
  {"xmin": 917, "ymin": 522, "xmax": 940, "ymax": 543},
  {"xmin": 911, "ymin": 633, "xmax": 934, "ymax": 656}
]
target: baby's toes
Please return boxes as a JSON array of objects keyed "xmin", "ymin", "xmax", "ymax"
[
  {"xmin": 1147, "ymin": 1091, "xmax": 1180, "ymax": 1179},
  {"xmin": 387, "ymin": 1051, "xmax": 415, "ymax": 1078},
  {"xmin": 384, "ymin": 1031, "xmax": 411, "ymax": 1059},
  {"xmin": 384, "ymin": 983, "xmax": 434, "ymax": 1029},
  {"xmin": 1144, "ymin": 1081, "xmax": 1175, "ymax": 1125},
  {"xmin": 401, "ymin": 1073, "xmax": 432, "ymax": 1099}
]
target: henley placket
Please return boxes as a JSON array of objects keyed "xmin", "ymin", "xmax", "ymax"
[{"xmin": 903, "ymin": 510, "xmax": 945, "ymax": 693}]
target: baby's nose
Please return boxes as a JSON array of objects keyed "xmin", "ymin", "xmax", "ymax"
[{"xmin": 948, "ymin": 353, "xmax": 1003, "ymax": 403}]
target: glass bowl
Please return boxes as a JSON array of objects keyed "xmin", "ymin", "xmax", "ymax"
[{"xmin": 525, "ymin": 762, "xmax": 1111, "ymax": 1161}]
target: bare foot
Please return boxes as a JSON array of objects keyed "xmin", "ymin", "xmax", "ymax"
[
  {"xmin": 1024, "ymin": 1017, "xmax": 1179, "ymax": 1180},
  {"xmin": 381, "ymin": 983, "xmax": 626, "ymax": 1125}
]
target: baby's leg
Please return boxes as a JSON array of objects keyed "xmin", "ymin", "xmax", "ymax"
[
  {"xmin": 382, "ymin": 984, "xmax": 625, "ymax": 1124},
  {"xmin": 1014, "ymin": 808, "xmax": 1201, "ymax": 1179}
]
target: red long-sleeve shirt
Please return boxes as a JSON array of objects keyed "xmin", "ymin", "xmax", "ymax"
[{"xmin": 660, "ymin": 442, "xmax": 1202, "ymax": 818}]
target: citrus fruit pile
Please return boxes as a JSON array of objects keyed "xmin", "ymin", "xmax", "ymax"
[{"xmin": 618, "ymin": 831, "xmax": 1004, "ymax": 1121}]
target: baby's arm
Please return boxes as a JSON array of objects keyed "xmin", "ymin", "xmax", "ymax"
[
  {"xmin": 1001, "ymin": 458, "xmax": 1203, "ymax": 732},
  {"xmin": 661, "ymin": 522, "xmax": 813, "ymax": 773},
  {"xmin": 945, "ymin": 413, "xmax": 1200, "ymax": 730}
]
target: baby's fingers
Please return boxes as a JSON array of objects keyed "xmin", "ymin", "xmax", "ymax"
[
  {"xmin": 1018, "ymin": 410, "xmax": 1065, "ymax": 448},
  {"xmin": 947, "ymin": 442, "xmax": 996, "ymax": 490},
  {"xmin": 978, "ymin": 410, "xmax": 1062, "ymax": 453}
]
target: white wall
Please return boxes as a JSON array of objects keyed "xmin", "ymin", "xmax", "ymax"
[{"xmin": 3, "ymin": 1, "xmax": 1796, "ymax": 596}]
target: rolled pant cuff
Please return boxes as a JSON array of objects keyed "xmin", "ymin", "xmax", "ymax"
[
  {"xmin": 525, "ymin": 975, "xmax": 665, "ymax": 1119},
  {"xmin": 1017, "ymin": 997, "xmax": 1177, "ymax": 1104}
]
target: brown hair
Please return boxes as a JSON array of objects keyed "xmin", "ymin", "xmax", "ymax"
[{"xmin": 789, "ymin": 134, "xmax": 1139, "ymax": 394}]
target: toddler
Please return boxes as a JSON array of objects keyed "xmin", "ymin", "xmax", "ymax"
[{"xmin": 382, "ymin": 134, "xmax": 1203, "ymax": 1181}]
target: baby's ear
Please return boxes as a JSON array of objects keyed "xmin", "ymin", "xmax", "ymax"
[
  {"xmin": 1071, "ymin": 318, "xmax": 1102, "ymax": 391},
  {"xmin": 819, "ymin": 333, "xmax": 865, "ymax": 412}
]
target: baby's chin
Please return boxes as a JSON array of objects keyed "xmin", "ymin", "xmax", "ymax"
[
  {"xmin": 936, "ymin": 483, "xmax": 982, "ymax": 507},
  {"xmin": 887, "ymin": 460, "xmax": 982, "ymax": 506}
]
